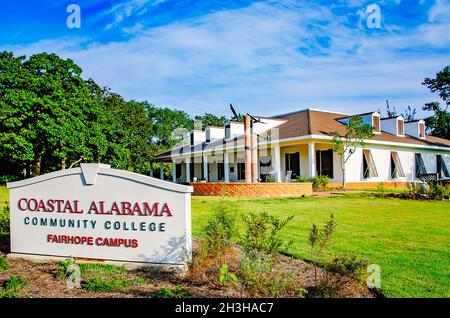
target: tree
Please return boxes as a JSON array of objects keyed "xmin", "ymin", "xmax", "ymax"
[
  {"xmin": 422, "ymin": 66, "xmax": 450, "ymax": 139},
  {"xmin": 378, "ymin": 100, "xmax": 417, "ymax": 121},
  {"xmin": 147, "ymin": 106, "xmax": 193, "ymax": 149},
  {"xmin": 194, "ymin": 113, "xmax": 227, "ymax": 129},
  {"xmin": 332, "ymin": 116, "xmax": 375, "ymax": 188}
]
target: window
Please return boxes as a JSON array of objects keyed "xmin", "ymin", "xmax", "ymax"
[
  {"xmin": 415, "ymin": 153, "xmax": 427, "ymax": 178},
  {"xmin": 373, "ymin": 116, "xmax": 380, "ymax": 133},
  {"xmin": 397, "ymin": 120, "xmax": 404, "ymax": 136},
  {"xmin": 390, "ymin": 152, "xmax": 405, "ymax": 178},
  {"xmin": 437, "ymin": 155, "xmax": 450, "ymax": 178},
  {"xmin": 363, "ymin": 149, "xmax": 378, "ymax": 178},
  {"xmin": 217, "ymin": 162, "xmax": 224, "ymax": 181},
  {"xmin": 316, "ymin": 149, "xmax": 334, "ymax": 178},
  {"xmin": 285, "ymin": 152, "xmax": 300, "ymax": 179},
  {"xmin": 260, "ymin": 156, "xmax": 272, "ymax": 180},
  {"xmin": 419, "ymin": 123, "xmax": 425, "ymax": 139},
  {"xmin": 238, "ymin": 162, "xmax": 245, "ymax": 180}
]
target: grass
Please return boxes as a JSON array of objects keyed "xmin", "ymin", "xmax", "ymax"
[{"xmin": 192, "ymin": 195, "xmax": 450, "ymax": 298}]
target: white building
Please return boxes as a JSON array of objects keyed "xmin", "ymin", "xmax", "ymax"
[{"xmin": 154, "ymin": 108, "xmax": 450, "ymax": 188}]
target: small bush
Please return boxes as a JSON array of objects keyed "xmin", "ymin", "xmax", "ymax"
[
  {"xmin": 0, "ymin": 255, "xmax": 8, "ymax": 271},
  {"xmin": 296, "ymin": 175, "xmax": 310, "ymax": 183},
  {"xmin": 0, "ymin": 206, "xmax": 10, "ymax": 234},
  {"xmin": 239, "ymin": 250, "xmax": 305, "ymax": 298},
  {"xmin": 240, "ymin": 211, "xmax": 293, "ymax": 260},
  {"xmin": 263, "ymin": 175, "xmax": 276, "ymax": 182},
  {"xmin": 203, "ymin": 198, "xmax": 237, "ymax": 256},
  {"xmin": 0, "ymin": 175, "xmax": 21, "ymax": 184},
  {"xmin": 326, "ymin": 253, "xmax": 369, "ymax": 283},
  {"xmin": 427, "ymin": 182, "xmax": 449, "ymax": 200},
  {"xmin": 311, "ymin": 175, "xmax": 330, "ymax": 190},
  {"xmin": 153, "ymin": 285, "xmax": 191, "ymax": 298}
]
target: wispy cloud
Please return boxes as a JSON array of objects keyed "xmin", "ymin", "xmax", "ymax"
[{"xmin": 3, "ymin": 0, "xmax": 449, "ymax": 117}]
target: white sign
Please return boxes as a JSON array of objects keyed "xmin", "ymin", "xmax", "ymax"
[{"xmin": 7, "ymin": 163, "xmax": 193, "ymax": 265}]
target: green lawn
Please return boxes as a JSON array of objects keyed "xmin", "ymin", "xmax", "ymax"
[
  {"xmin": 0, "ymin": 186, "xmax": 7, "ymax": 210},
  {"xmin": 192, "ymin": 195, "xmax": 450, "ymax": 298},
  {"xmin": 1, "ymin": 185, "xmax": 448, "ymax": 297}
]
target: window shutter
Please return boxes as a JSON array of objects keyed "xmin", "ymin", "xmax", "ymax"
[
  {"xmin": 437, "ymin": 155, "xmax": 449, "ymax": 178},
  {"xmin": 363, "ymin": 149, "xmax": 378, "ymax": 177},
  {"xmin": 415, "ymin": 153, "xmax": 427, "ymax": 178},
  {"xmin": 391, "ymin": 152, "xmax": 405, "ymax": 178}
]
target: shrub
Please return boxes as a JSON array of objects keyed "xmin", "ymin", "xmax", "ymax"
[
  {"xmin": 240, "ymin": 211, "xmax": 293, "ymax": 260},
  {"xmin": 296, "ymin": 175, "xmax": 310, "ymax": 183},
  {"xmin": 0, "ymin": 175, "xmax": 21, "ymax": 184},
  {"xmin": 326, "ymin": 253, "xmax": 369, "ymax": 283},
  {"xmin": 202, "ymin": 198, "xmax": 237, "ymax": 256},
  {"xmin": 153, "ymin": 285, "xmax": 191, "ymax": 298},
  {"xmin": 0, "ymin": 205, "xmax": 10, "ymax": 234},
  {"xmin": 263, "ymin": 175, "xmax": 276, "ymax": 182},
  {"xmin": 311, "ymin": 175, "xmax": 330, "ymax": 190},
  {"xmin": 239, "ymin": 250, "xmax": 305, "ymax": 298},
  {"xmin": 427, "ymin": 182, "xmax": 449, "ymax": 200},
  {"xmin": 0, "ymin": 255, "xmax": 8, "ymax": 271}
]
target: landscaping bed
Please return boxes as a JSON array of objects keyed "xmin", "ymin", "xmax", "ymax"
[{"xmin": 0, "ymin": 238, "xmax": 374, "ymax": 298}]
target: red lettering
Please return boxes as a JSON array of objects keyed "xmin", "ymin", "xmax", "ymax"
[
  {"xmin": 18, "ymin": 198, "xmax": 27, "ymax": 211},
  {"xmin": 160, "ymin": 203, "xmax": 173, "ymax": 217},
  {"xmin": 144, "ymin": 202, "xmax": 159, "ymax": 216}
]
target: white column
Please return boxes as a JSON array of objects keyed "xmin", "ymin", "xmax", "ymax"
[
  {"xmin": 160, "ymin": 163, "xmax": 164, "ymax": 180},
  {"xmin": 224, "ymin": 152, "xmax": 230, "ymax": 182},
  {"xmin": 172, "ymin": 160, "xmax": 176, "ymax": 182},
  {"xmin": 203, "ymin": 155, "xmax": 208, "ymax": 182},
  {"xmin": 185, "ymin": 157, "xmax": 190, "ymax": 183},
  {"xmin": 273, "ymin": 144, "xmax": 281, "ymax": 182},
  {"xmin": 308, "ymin": 142, "xmax": 316, "ymax": 178}
]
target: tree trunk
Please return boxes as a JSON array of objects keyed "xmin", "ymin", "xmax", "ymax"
[
  {"xmin": 341, "ymin": 154, "xmax": 346, "ymax": 189},
  {"xmin": 31, "ymin": 152, "xmax": 42, "ymax": 176}
]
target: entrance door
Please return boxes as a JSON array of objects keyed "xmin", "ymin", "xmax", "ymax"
[
  {"xmin": 285, "ymin": 152, "xmax": 300, "ymax": 179},
  {"xmin": 316, "ymin": 149, "xmax": 334, "ymax": 178}
]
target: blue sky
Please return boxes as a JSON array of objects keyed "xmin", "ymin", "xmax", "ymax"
[{"xmin": 1, "ymin": 0, "xmax": 449, "ymax": 117}]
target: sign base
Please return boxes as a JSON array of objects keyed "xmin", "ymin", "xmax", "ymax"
[{"xmin": 6, "ymin": 253, "xmax": 188, "ymax": 273}]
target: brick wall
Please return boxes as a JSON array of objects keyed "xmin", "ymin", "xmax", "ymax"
[
  {"xmin": 328, "ymin": 182, "xmax": 409, "ymax": 189},
  {"xmin": 190, "ymin": 182, "xmax": 313, "ymax": 197}
]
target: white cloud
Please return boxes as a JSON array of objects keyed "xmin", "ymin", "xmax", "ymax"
[{"xmin": 4, "ymin": 1, "xmax": 450, "ymax": 117}]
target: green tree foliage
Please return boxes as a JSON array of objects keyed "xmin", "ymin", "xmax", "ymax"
[
  {"xmin": 422, "ymin": 66, "xmax": 450, "ymax": 139},
  {"xmin": 194, "ymin": 113, "xmax": 227, "ymax": 129}
]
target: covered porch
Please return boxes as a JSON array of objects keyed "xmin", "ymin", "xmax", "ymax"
[{"xmin": 155, "ymin": 141, "xmax": 338, "ymax": 184}]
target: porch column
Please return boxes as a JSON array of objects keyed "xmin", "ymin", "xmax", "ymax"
[
  {"xmin": 308, "ymin": 142, "xmax": 316, "ymax": 178},
  {"xmin": 172, "ymin": 160, "xmax": 176, "ymax": 183},
  {"xmin": 224, "ymin": 152, "xmax": 230, "ymax": 182},
  {"xmin": 185, "ymin": 157, "xmax": 191, "ymax": 183},
  {"xmin": 273, "ymin": 144, "xmax": 281, "ymax": 182},
  {"xmin": 160, "ymin": 163, "xmax": 164, "ymax": 180},
  {"xmin": 203, "ymin": 155, "xmax": 208, "ymax": 182}
]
